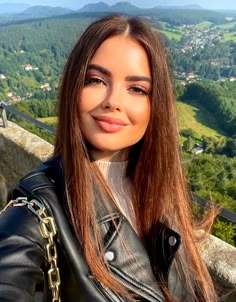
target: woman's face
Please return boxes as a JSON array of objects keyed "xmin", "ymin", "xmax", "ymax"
[{"xmin": 79, "ymin": 35, "xmax": 151, "ymax": 161}]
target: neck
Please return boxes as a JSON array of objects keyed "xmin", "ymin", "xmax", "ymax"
[
  {"xmin": 89, "ymin": 148, "xmax": 130, "ymax": 162},
  {"xmin": 95, "ymin": 159, "xmax": 137, "ymax": 231}
]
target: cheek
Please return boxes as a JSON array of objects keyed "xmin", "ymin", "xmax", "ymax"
[
  {"xmin": 79, "ymin": 90, "xmax": 93, "ymax": 113},
  {"xmin": 79, "ymin": 88, "xmax": 107, "ymax": 113},
  {"xmin": 129, "ymin": 100, "xmax": 151, "ymax": 126}
]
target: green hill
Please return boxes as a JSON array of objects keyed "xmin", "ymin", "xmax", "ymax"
[
  {"xmin": 195, "ymin": 21, "xmax": 213, "ymax": 30},
  {"xmin": 176, "ymin": 101, "xmax": 225, "ymax": 139},
  {"xmin": 38, "ymin": 116, "xmax": 57, "ymax": 127}
]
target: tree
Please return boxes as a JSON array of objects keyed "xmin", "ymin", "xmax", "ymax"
[
  {"xmin": 180, "ymin": 128, "xmax": 197, "ymax": 139},
  {"xmin": 222, "ymin": 138, "xmax": 236, "ymax": 157},
  {"xmin": 175, "ymin": 82, "xmax": 186, "ymax": 99},
  {"xmin": 213, "ymin": 218, "xmax": 236, "ymax": 246},
  {"xmin": 183, "ymin": 137, "xmax": 194, "ymax": 152}
]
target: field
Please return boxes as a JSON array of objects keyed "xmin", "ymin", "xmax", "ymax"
[
  {"xmin": 223, "ymin": 32, "xmax": 236, "ymax": 42},
  {"xmin": 38, "ymin": 116, "xmax": 57, "ymax": 127},
  {"xmin": 216, "ymin": 21, "xmax": 236, "ymax": 29},
  {"xmin": 153, "ymin": 24, "xmax": 183, "ymax": 41},
  {"xmin": 158, "ymin": 29, "xmax": 182, "ymax": 41},
  {"xmin": 195, "ymin": 21, "xmax": 213, "ymax": 30},
  {"xmin": 176, "ymin": 101, "xmax": 225, "ymax": 139}
]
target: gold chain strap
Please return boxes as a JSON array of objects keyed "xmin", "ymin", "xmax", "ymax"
[{"xmin": 0, "ymin": 197, "xmax": 61, "ymax": 302}]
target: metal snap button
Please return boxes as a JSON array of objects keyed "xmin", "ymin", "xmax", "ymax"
[
  {"xmin": 168, "ymin": 236, "xmax": 177, "ymax": 246},
  {"xmin": 105, "ymin": 251, "xmax": 114, "ymax": 261}
]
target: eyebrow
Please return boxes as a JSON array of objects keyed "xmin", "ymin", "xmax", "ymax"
[
  {"xmin": 125, "ymin": 75, "xmax": 152, "ymax": 83},
  {"xmin": 87, "ymin": 64, "xmax": 152, "ymax": 83},
  {"xmin": 87, "ymin": 64, "xmax": 111, "ymax": 77}
]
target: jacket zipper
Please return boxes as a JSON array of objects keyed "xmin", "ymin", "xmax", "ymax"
[
  {"xmin": 88, "ymin": 275, "xmax": 124, "ymax": 302},
  {"xmin": 110, "ymin": 266, "xmax": 165, "ymax": 302}
]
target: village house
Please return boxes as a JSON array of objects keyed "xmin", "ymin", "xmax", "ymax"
[
  {"xmin": 24, "ymin": 64, "xmax": 33, "ymax": 71},
  {"xmin": 187, "ymin": 72, "xmax": 196, "ymax": 79},
  {"xmin": 192, "ymin": 144, "xmax": 204, "ymax": 155},
  {"xmin": 7, "ymin": 92, "xmax": 13, "ymax": 98},
  {"xmin": 181, "ymin": 45, "xmax": 192, "ymax": 52},
  {"xmin": 10, "ymin": 96, "xmax": 22, "ymax": 103},
  {"xmin": 40, "ymin": 83, "xmax": 51, "ymax": 91}
]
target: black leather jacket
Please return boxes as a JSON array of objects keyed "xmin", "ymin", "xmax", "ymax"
[{"xmin": 0, "ymin": 158, "xmax": 189, "ymax": 302}]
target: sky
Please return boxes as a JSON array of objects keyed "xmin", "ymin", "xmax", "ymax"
[{"xmin": 1, "ymin": 0, "xmax": 236, "ymax": 10}]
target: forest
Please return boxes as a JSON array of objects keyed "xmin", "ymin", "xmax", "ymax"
[
  {"xmin": 142, "ymin": 8, "xmax": 227, "ymax": 26},
  {"xmin": 0, "ymin": 11, "xmax": 236, "ymax": 100},
  {"xmin": 0, "ymin": 17, "xmax": 92, "ymax": 102},
  {"xmin": 0, "ymin": 12, "xmax": 236, "ymax": 103},
  {"xmin": 170, "ymin": 39, "xmax": 236, "ymax": 80},
  {"xmin": 182, "ymin": 81, "xmax": 236, "ymax": 136}
]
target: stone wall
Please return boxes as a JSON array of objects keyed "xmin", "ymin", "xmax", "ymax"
[
  {"xmin": 198, "ymin": 231, "xmax": 236, "ymax": 301},
  {"xmin": 0, "ymin": 174, "xmax": 7, "ymax": 207},
  {"xmin": 0, "ymin": 121, "xmax": 235, "ymax": 300},
  {"xmin": 0, "ymin": 121, "xmax": 53, "ymax": 195}
]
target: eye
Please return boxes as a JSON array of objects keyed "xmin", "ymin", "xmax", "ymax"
[
  {"xmin": 128, "ymin": 86, "xmax": 149, "ymax": 96},
  {"xmin": 84, "ymin": 77, "xmax": 106, "ymax": 86}
]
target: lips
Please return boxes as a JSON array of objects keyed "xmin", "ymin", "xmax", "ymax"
[
  {"xmin": 93, "ymin": 115, "xmax": 127, "ymax": 133},
  {"xmin": 93, "ymin": 115, "xmax": 127, "ymax": 125}
]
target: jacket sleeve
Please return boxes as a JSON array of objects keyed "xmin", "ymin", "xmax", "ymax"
[{"xmin": 0, "ymin": 204, "xmax": 47, "ymax": 302}]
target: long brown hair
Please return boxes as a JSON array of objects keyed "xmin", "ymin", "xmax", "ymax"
[{"xmin": 54, "ymin": 15, "xmax": 217, "ymax": 301}]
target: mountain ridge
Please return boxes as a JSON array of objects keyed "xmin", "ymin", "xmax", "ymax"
[
  {"xmin": 78, "ymin": 2, "xmax": 109, "ymax": 13},
  {"xmin": 154, "ymin": 4, "xmax": 203, "ymax": 10},
  {"xmin": 78, "ymin": 1, "xmax": 141, "ymax": 13},
  {"xmin": 78, "ymin": 1, "xmax": 203, "ymax": 13},
  {"xmin": 19, "ymin": 5, "xmax": 73, "ymax": 18}
]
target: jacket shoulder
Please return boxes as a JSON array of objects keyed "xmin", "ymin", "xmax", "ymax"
[
  {"xmin": 0, "ymin": 175, "xmax": 49, "ymax": 301},
  {"xmin": 8, "ymin": 157, "xmax": 62, "ymax": 199},
  {"xmin": 2, "ymin": 157, "xmax": 62, "ymax": 245}
]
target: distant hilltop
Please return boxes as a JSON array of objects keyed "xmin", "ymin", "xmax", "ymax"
[
  {"xmin": 78, "ymin": 1, "xmax": 204, "ymax": 13},
  {"xmin": 0, "ymin": 1, "xmax": 205, "ymax": 16},
  {"xmin": 79, "ymin": 1, "xmax": 140, "ymax": 13},
  {"xmin": 18, "ymin": 5, "xmax": 73, "ymax": 18}
]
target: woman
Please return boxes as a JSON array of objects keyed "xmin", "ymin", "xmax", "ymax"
[{"xmin": 0, "ymin": 15, "xmax": 217, "ymax": 301}]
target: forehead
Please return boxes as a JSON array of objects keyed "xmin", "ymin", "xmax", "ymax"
[{"xmin": 90, "ymin": 35, "xmax": 151, "ymax": 77}]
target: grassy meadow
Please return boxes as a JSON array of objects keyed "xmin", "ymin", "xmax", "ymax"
[{"xmin": 176, "ymin": 101, "xmax": 225, "ymax": 139}]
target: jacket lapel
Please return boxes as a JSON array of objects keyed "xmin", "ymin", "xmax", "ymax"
[{"xmin": 98, "ymin": 212, "xmax": 166, "ymax": 302}]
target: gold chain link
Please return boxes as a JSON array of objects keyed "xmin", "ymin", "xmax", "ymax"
[{"xmin": 0, "ymin": 197, "xmax": 61, "ymax": 302}]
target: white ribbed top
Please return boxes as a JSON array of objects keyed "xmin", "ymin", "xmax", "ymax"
[{"xmin": 95, "ymin": 160, "xmax": 137, "ymax": 231}]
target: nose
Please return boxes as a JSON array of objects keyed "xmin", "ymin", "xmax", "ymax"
[{"xmin": 101, "ymin": 85, "xmax": 123, "ymax": 112}]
